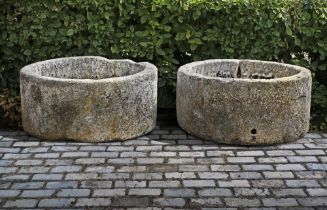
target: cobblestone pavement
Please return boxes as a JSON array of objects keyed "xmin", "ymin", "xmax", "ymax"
[{"xmin": 0, "ymin": 123, "xmax": 327, "ymax": 209}]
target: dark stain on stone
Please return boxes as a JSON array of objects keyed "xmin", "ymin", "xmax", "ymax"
[{"xmin": 30, "ymin": 85, "xmax": 42, "ymax": 103}]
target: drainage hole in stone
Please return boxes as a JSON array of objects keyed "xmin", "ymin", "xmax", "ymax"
[{"xmin": 251, "ymin": 129, "xmax": 257, "ymax": 135}]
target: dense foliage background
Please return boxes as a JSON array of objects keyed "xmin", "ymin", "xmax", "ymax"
[{"xmin": 1, "ymin": 0, "xmax": 326, "ymax": 131}]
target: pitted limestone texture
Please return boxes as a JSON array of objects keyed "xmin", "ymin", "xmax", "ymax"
[
  {"xmin": 20, "ymin": 56, "xmax": 157, "ymax": 142},
  {"xmin": 177, "ymin": 59, "xmax": 312, "ymax": 145}
]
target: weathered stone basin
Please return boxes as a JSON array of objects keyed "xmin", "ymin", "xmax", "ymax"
[
  {"xmin": 20, "ymin": 56, "xmax": 157, "ymax": 142},
  {"xmin": 177, "ymin": 59, "xmax": 312, "ymax": 145}
]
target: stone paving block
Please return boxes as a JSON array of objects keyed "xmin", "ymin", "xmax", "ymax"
[
  {"xmin": 11, "ymin": 182, "xmax": 44, "ymax": 189},
  {"xmin": 286, "ymin": 180, "xmax": 320, "ymax": 187},
  {"xmin": 227, "ymin": 157, "xmax": 256, "ymax": 163},
  {"xmin": 263, "ymin": 198, "xmax": 298, "ymax": 206},
  {"xmin": 263, "ymin": 172, "xmax": 294, "ymax": 179},
  {"xmin": 100, "ymin": 173, "xmax": 131, "ymax": 180},
  {"xmin": 121, "ymin": 151, "xmax": 147, "ymax": 158},
  {"xmin": 218, "ymin": 180, "xmax": 250, "ymax": 187},
  {"xmin": 207, "ymin": 150, "xmax": 235, "ymax": 157},
  {"xmin": 51, "ymin": 146, "xmax": 78, "ymax": 152},
  {"xmin": 149, "ymin": 181, "xmax": 181, "ymax": 188},
  {"xmin": 91, "ymin": 151, "xmax": 119, "ymax": 158},
  {"xmin": 234, "ymin": 188, "xmax": 270, "ymax": 197},
  {"xmin": 0, "ymin": 148, "xmax": 21, "ymax": 153},
  {"xmin": 21, "ymin": 147, "xmax": 49, "ymax": 153},
  {"xmin": 117, "ymin": 166, "xmax": 146, "ymax": 172},
  {"xmin": 251, "ymin": 180, "xmax": 285, "ymax": 188},
  {"xmin": 51, "ymin": 165, "xmax": 82, "ymax": 173},
  {"xmin": 258, "ymin": 157, "xmax": 288, "ymax": 163},
  {"xmin": 75, "ymin": 198, "xmax": 112, "ymax": 207},
  {"xmin": 183, "ymin": 180, "xmax": 215, "ymax": 187},
  {"xmin": 307, "ymin": 188, "xmax": 327, "ymax": 196},
  {"xmin": 297, "ymin": 197, "xmax": 327, "ymax": 206},
  {"xmin": 150, "ymin": 152, "xmax": 176, "ymax": 157},
  {"xmin": 107, "ymin": 146, "xmax": 134, "ymax": 151},
  {"xmin": 179, "ymin": 151, "xmax": 204, "ymax": 157},
  {"xmin": 275, "ymin": 164, "xmax": 306, "ymax": 171},
  {"xmin": 18, "ymin": 166, "xmax": 50, "ymax": 173},
  {"xmin": 112, "ymin": 197, "xmax": 150, "ymax": 207},
  {"xmin": 164, "ymin": 145, "xmax": 190, "ymax": 151},
  {"xmin": 32, "ymin": 174, "xmax": 63, "ymax": 181},
  {"xmin": 129, "ymin": 189, "xmax": 161, "ymax": 196},
  {"xmin": 230, "ymin": 172, "xmax": 262, "ymax": 179},
  {"xmin": 154, "ymin": 198, "xmax": 185, "ymax": 207},
  {"xmin": 38, "ymin": 198, "xmax": 75, "ymax": 207},
  {"xmin": 211, "ymin": 165, "xmax": 241, "ymax": 171},
  {"xmin": 76, "ymin": 158, "xmax": 105, "ymax": 164},
  {"xmin": 0, "ymin": 167, "xmax": 17, "ymax": 173},
  {"xmin": 0, "ymin": 159, "xmax": 13, "ymax": 166},
  {"xmin": 84, "ymin": 166, "xmax": 115, "ymax": 173},
  {"xmin": 191, "ymin": 198, "xmax": 223, "ymax": 207},
  {"xmin": 21, "ymin": 189, "xmax": 54, "ymax": 197},
  {"xmin": 137, "ymin": 158, "xmax": 164, "ymax": 164},
  {"xmin": 65, "ymin": 173, "xmax": 98, "ymax": 180},
  {"xmin": 295, "ymin": 149, "xmax": 325, "ymax": 155},
  {"xmin": 237, "ymin": 151, "xmax": 265, "ymax": 156},
  {"xmin": 2, "ymin": 153, "xmax": 31, "ymax": 159},
  {"xmin": 272, "ymin": 189, "xmax": 306, "ymax": 197},
  {"xmin": 198, "ymin": 172, "xmax": 229, "ymax": 179},
  {"xmin": 224, "ymin": 198, "xmax": 261, "ymax": 207},
  {"xmin": 168, "ymin": 158, "xmax": 194, "ymax": 164},
  {"xmin": 178, "ymin": 165, "xmax": 209, "ymax": 172},
  {"xmin": 108, "ymin": 158, "xmax": 135, "ymax": 165},
  {"xmin": 136, "ymin": 146, "xmax": 162, "ymax": 151},
  {"xmin": 288, "ymin": 156, "xmax": 319, "ymax": 162},
  {"xmin": 80, "ymin": 180, "xmax": 112, "ymax": 188},
  {"xmin": 133, "ymin": 173, "xmax": 163, "ymax": 180},
  {"xmin": 61, "ymin": 152, "xmax": 89, "ymax": 157},
  {"xmin": 196, "ymin": 157, "xmax": 225, "ymax": 164},
  {"xmin": 0, "ymin": 190, "xmax": 21, "ymax": 197},
  {"xmin": 294, "ymin": 171, "xmax": 327, "ymax": 179},
  {"xmin": 305, "ymin": 133, "xmax": 321, "ymax": 138},
  {"xmin": 45, "ymin": 159, "xmax": 73, "ymax": 165},
  {"xmin": 163, "ymin": 189, "xmax": 195, "ymax": 197},
  {"xmin": 306, "ymin": 163, "xmax": 327, "ymax": 171},
  {"xmin": 198, "ymin": 188, "xmax": 233, "ymax": 197},
  {"xmin": 191, "ymin": 145, "xmax": 219, "ymax": 150},
  {"xmin": 57, "ymin": 189, "xmax": 90, "ymax": 197},
  {"xmin": 13, "ymin": 141, "xmax": 40, "ymax": 147},
  {"xmin": 266, "ymin": 150, "xmax": 295, "ymax": 156},
  {"xmin": 79, "ymin": 146, "xmax": 107, "ymax": 151},
  {"xmin": 15, "ymin": 159, "xmax": 42, "ymax": 166},
  {"xmin": 1, "ymin": 174, "xmax": 30, "ymax": 181},
  {"xmin": 34, "ymin": 153, "xmax": 60, "ymax": 158},
  {"xmin": 165, "ymin": 172, "xmax": 196, "ymax": 179},
  {"xmin": 4, "ymin": 199, "xmax": 37, "ymax": 208},
  {"xmin": 93, "ymin": 189, "xmax": 126, "ymax": 197},
  {"xmin": 46, "ymin": 181, "xmax": 78, "ymax": 189},
  {"xmin": 115, "ymin": 180, "xmax": 146, "ymax": 188}
]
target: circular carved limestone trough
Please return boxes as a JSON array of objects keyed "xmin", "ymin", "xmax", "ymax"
[
  {"xmin": 177, "ymin": 59, "xmax": 312, "ymax": 145},
  {"xmin": 20, "ymin": 56, "xmax": 157, "ymax": 142}
]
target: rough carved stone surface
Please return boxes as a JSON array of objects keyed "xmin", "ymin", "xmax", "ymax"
[
  {"xmin": 177, "ymin": 59, "xmax": 312, "ymax": 145},
  {"xmin": 20, "ymin": 56, "xmax": 157, "ymax": 142}
]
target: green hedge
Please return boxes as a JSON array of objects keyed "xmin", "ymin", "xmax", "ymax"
[{"xmin": 1, "ymin": 0, "xmax": 327, "ymax": 130}]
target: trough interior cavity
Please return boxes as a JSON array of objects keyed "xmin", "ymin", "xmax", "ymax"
[
  {"xmin": 193, "ymin": 61, "xmax": 300, "ymax": 79},
  {"xmin": 35, "ymin": 57, "xmax": 144, "ymax": 79}
]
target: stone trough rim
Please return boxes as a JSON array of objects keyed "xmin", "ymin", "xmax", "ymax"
[
  {"xmin": 178, "ymin": 59, "xmax": 311, "ymax": 83},
  {"xmin": 20, "ymin": 56, "xmax": 156, "ymax": 83}
]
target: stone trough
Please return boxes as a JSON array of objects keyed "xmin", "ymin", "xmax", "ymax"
[
  {"xmin": 20, "ymin": 56, "xmax": 157, "ymax": 142},
  {"xmin": 177, "ymin": 59, "xmax": 312, "ymax": 145}
]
